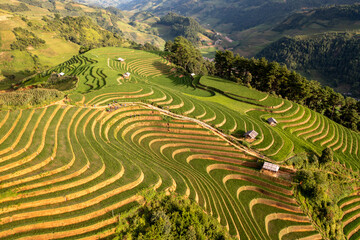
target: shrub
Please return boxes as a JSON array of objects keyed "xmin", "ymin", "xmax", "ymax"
[
  {"xmin": 113, "ymin": 190, "xmax": 234, "ymax": 240},
  {"xmin": 0, "ymin": 88, "xmax": 64, "ymax": 108},
  {"xmin": 10, "ymin": 27, "xmax": 45, "ymax": 51}
]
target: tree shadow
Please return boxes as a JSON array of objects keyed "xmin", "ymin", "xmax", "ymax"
[
  {"xmin": 0, "ymin": 70, "xmax": 35, "ymax": 90},
  {"xmin": 152, "ymin": 61, "xmax": 206, "ymax": 90}
]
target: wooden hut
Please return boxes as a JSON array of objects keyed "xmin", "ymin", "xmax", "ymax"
[{"xmin": 267, "ymin": 117, "xmax": 278, "ymax": 126}]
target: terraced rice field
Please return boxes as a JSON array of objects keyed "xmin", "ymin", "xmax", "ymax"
[
  {"xmin": 0, "ymin": 103, "xmax": 321, "ymax": 239},
  {"xmin": 3, "ymin": 46, "xmax": 360, "ymax": 238},
  {"xmin": 339, "ymin": 189, "xmax": 360, "ymax": 240}
]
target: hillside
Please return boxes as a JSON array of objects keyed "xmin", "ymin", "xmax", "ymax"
[
  {"xmin": 257, "ymin": 32, "xmax": 360, "ymax": 98},
  {"xmin": 0, "ymin": 0, "xmax": 170, "ymax": 89},
  {"xmin": 0, "ymin": 46, "xmax": 359, "ymax": 238}
]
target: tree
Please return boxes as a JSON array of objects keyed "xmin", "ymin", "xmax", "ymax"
[
  {"xmin": 169, "ymin": 36, "xmax": 207, "ymax": 75},
  {"xmin": 340, "ymin": 97, "xmax": 360, "ymax": 130},
  {"xmin": 319, "ymin": 148, "xmax": 333, "ymax": 164},
  {"xmin": 215, "ymin": 50, "xmax": 234, "ymax": 79},
  {"xmin": 164, "ymin": 40, "xmax": 173, "ymax": 52}
]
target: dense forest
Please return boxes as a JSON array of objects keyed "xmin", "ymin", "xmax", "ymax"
[{"xmin": 257, "ymin": 32, "xmax": 360, "ymax": 97}]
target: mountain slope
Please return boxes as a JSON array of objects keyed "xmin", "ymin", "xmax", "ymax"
[
  {"xmin": 257, "ymin": 34, "xmax": 360, "ymax": 97},
  {"xmin": 0, "ymin": 0, "xmax": 166, "ymax": 89}
]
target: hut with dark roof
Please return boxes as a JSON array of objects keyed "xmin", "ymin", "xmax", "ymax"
[
  {"xmin": 267, "ymin": 117, "xmax": 278, "ymax": 126},
  {"xmin": 244, "ymin": 130, "xmax": 258, "ymax": 140}
]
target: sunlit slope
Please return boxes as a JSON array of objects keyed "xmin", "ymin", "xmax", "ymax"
[
  {"xmin": 0, "ymin": 47, "xmax": 335, "ymax": 239},
  {"xmin": 30, "ymin": 47, "xmax": 360, "ymax": 170}
]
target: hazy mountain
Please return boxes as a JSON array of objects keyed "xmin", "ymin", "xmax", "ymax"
[
  {"xmin": 117, "ymin": 0, "xmax": 360, "ymax": 32},
  {"xmin": 77, "ymin": 0, "xmax": 131, "ymax": 7}
]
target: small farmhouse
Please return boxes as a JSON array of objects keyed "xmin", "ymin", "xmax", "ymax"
[
  {"xmin": 117, "ymin": 58, "xmax": 125, "ymax": 62},
  {"xmin": 123, "ymin": 72, "xmax": 131, "ymax": 78},
  {"xmin": 267, "ymin": 117, "xmax": 278, "ymax": 126},
  {"xmin": 190, "ymin": 73, "xmax": 196, "ymax": 77},
  {"xmin": 59, "ymin": 72, "xmax": 65, "ymax": 76},
  {"xmin": 244, "ymin": 130, "xmax": 258, "ymax": 140},
  {"xmin": 262, "ymin": 162, "xmax": 280, "ymax": 173}
]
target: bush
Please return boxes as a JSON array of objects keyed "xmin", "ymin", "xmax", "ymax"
[{"xmin": 319, "ymin": 148, "xmax": 333, "ymax": 164}]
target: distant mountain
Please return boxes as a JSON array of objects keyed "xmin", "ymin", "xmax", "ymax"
[
  {"xmin": 257, "ymin": 32, "xmax": 360, "ymax": 98},
  {"xmin": 231, "ymin": 3, "xmax": 360, "ymax": 56},
  {"xmin": 273, "ymin": 3, "xmax": 360, "ymax": 32},
  {"xmin": 77, "ymin": 0, "xmax": 131, "ymax": 7},
  {"xmin": 117, "ymin": 0, "xmax": 360, "ymax": 32}
]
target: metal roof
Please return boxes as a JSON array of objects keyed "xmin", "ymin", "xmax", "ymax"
[
  {"xmin": 244, "ymin": 130, "xmax": 258, "ymax": 139},
  {"xmin": 262, "ymin": 162, "xmax": 280, "ymax": 172}
]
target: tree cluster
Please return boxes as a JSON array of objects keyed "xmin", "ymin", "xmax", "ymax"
[
  {"xmin": 10, "ymin": 27, "xmax": 46, "ymax": 51},
  {"xmin": 135, "ymin": 42, "xmax": 160, "ymax": 52},
  {"xmin": 289, "ymin": 149, "xmax": 359, "ymax": 239},
  {"xmin": 18, "ymin": 0, "xmax": 44, "ymax": 8},
  {"xmin": 165, "ymin": 37, "xmax": 208, "ymax": 75},
  {"xmin": 113, "ymin": 190, "xmax": 233, "ymax": 240},
  {"xmin": 214, "ymin": 50, "xmax": 360, "ymax": 131},
  {"xmin": 0, "ymin": 3, "xmax": 29, "ymax": 12}
]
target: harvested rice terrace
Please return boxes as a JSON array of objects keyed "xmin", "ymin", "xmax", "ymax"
[{"xmin": 2, "ymin": 46, "xmax": 360, "ymax": 239}]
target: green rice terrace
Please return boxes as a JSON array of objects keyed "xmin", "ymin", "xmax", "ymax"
[{"xmin": 0, "ymin": 47, "xmax": 359, "ymax": 239}]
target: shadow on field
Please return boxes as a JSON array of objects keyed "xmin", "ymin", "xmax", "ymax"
[
  {"xmin": 0, "ymin": 70, "xmax": 34, "ymax": 90},
  {"xmin": 152, "ymin": 61, "xmax": 194, "ymax": 88}
]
